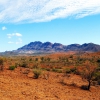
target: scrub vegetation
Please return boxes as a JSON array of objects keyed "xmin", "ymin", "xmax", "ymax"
[{"xmin": 0, "ymin": 52, "xmax": 100, "ymax": 99}]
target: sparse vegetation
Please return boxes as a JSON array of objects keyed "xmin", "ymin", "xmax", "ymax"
[
  {"xmin": 0, "ymin": 52, "xmax": 100, "ymax": 90},
  {"xmin": 33, "ymin": 68, "xmax": 42, "ymax": 79}
]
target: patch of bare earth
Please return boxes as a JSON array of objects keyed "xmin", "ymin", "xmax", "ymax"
[{"xmin": 0, "ymin": 67, "xmax": 100, "ymax": 100}]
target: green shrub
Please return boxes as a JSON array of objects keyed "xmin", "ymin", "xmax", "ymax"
[
  {"xmin": 9, "ymin": 66, "xmax": 16, "ymax": 70},
  {"xmin": 33, "ymin": 69, "xmax": 42, "ymax": 79}
]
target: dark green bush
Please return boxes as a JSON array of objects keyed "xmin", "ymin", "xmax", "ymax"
[{"xmin": 9, "ymin": 66, "xmax": 16, "ymax": 70}]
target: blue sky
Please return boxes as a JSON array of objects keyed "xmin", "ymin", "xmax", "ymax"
[{"xmin": 0, "ymin": 0, "xmax": 100, "ymax": 52}]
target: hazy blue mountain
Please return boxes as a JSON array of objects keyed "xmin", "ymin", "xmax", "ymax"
[
  {"xmin": 16, "ymin": 41, "xmax": 100, "ymax": 53},
  {"xmin": 1, "ymin": 41, "xmax": 100, "ymax": 55}
]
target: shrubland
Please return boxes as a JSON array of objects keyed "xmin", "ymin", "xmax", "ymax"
[{"xmin": 0, "ymin": 52, "xmax": 100, "ymax": 90}]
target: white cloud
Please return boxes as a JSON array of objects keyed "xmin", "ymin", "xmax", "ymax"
[
  {"xmin": 2, "ymin": 26, "xmax": 7, "ymax": 30},
  {"xmin": 15, "ymin": 33, "xmax": 22, "ymax": 37},
  {"xmin": 0, "ymin": 0, "xmax": 100, "ymax": 23},
  {"xmin": 7, "ymin": 33, "xmax": 22, "ymax": 38}
]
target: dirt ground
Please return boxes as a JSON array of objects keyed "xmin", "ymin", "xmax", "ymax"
[{"xmin": 0, "ymin": 67, "xmax": 100, "ymax": 100}]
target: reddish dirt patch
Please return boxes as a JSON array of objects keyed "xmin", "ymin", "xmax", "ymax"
[{"xmin": 0, "ymin": 67, "xmax": 100, "ymax": 100}]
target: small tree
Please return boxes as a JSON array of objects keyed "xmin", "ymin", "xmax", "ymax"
[{"xmin": 81, "ymin": 64, "xmax": 96, "ymax": 90}]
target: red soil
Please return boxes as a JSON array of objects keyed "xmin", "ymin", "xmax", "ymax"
[{"xmin": 0, "ymin": 67, "xmax": 100, "ymax": 100}]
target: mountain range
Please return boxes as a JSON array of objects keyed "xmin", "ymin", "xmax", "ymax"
[
  {"xmin": 16, "ymin": 41, "xmax": 100, "ymax": 53},
  {"xmin": 1, "ymin": 41, "xmax": 100, "ymax": 55}
]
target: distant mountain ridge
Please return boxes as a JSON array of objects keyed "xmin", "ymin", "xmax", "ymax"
[
  {"xmin": 15, "ymin": 41, "xmax": 100, "ymax": 53},
  {"xmin": 1, "ymin": 41, "xmax": 100, "ymax": 55}
]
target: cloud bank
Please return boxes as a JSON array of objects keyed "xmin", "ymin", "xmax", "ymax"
[{"xmin": 0, "ymin": 0, "xmax": 100, "ymax": 23}]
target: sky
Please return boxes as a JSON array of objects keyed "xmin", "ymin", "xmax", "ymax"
[{"xmin": 0, "ymin": 0, "xmax": 100, "ymax": 52}]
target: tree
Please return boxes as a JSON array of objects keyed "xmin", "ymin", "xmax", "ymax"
[{"xmin": 81, "ymin": 64, "xmax": 96, "ymax": 90}]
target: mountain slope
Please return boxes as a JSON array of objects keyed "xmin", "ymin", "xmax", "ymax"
[{"xmin": 16, "ymin": 41, "xmax": 100, "ymax": 53}]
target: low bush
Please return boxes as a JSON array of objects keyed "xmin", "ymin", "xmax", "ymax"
[
  {"xmin": 9, "ymin": 66, "xmax": 16, "ymax": 70},
  {"xmin": 33, "ymin": 69, "xmax": 42, "ymax": 79},
  {"xmin": 20, "ymin": 62, "xmax": 28, "ymax": 68}
]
